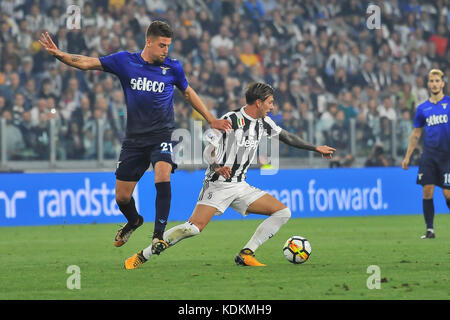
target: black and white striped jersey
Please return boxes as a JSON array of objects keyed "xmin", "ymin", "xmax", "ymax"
[{"xmin": 204, "ymin": 106, "xmax": 282, "ymax": 182}]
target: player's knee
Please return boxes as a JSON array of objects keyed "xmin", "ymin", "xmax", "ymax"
[
  {"xmin": 272, "ymin": 207, "xmax": 291, "ymax": 223},
  {"xmin": 422, "ymin": 185, "xmax": 434, "ymax": 199},
  {"xmin": 154, "ymin": 161, "xmax": 172, "ymax": 183},
  {"xmin": 423, "ymin": 191, "xmax": 433, "ymax": 199},
  {"xmin": 116, "ymin": 194, "xmax": 132, "ymax": 206}
]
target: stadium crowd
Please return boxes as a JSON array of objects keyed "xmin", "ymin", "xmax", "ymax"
[{"xmin": 0, "ymin": 0, "xmax": 449, "ymax": 166}]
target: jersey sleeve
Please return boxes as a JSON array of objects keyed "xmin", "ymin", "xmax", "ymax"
[
  {"xmin": 262, "ymin": 116, "xmax": 282, "ymax": 138},
  {"xmin": 99, "ymin": 51, "xmax": 128, "ymax": 76},
  {"xmin": 205, "ymin": 113, "xmax": 231, "ymax": 147},
  {"xmin": 204, "ymin": 128, "xmax": 222, "ymax": 148},
  {"xmin": 173, "ymin": 60, "xmax": 189, "ymax": 91},
  {"xmin": 413, "ymin": 106, "xmax": 425, "ymax": 128}
]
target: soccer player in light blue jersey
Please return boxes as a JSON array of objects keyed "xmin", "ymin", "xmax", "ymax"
[
  {"xmin": 39, "ymin": 21, "xmax": 231, "ymax": 252},
  {"xmin": 402, "ymin": 69, "xmax": 450, "ymax": 239}
]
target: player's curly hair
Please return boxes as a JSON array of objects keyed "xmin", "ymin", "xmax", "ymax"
[
  {"xmin": 245, "ymin": 82, "xmax": 274, "ymax": 104},
  {"xmin": 146, "ymin": 20, "xmax": 173, "ymax": 39}
]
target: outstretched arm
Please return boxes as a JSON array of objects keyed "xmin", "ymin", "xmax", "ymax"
[
  {"xmin": 39, "ymin": 32, "xmax": 103, "ymax": 71},
  {"xmin": 279, "ymin": 129, "xmax": 336, "ymax": 159},
  {"xmin": 182, "ymin": 85, "xmax": 231, "ymax": 131}
]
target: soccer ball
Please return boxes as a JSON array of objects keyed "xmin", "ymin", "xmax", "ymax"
[{"xmin": 283, "ymin": 236, "xmax": 311, "ymax": 264}]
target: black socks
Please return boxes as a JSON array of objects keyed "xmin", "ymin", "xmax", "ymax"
[
  {"xmin": 422, "ymin": 198, "xmax": 434, "ymax": 229},
  {"xmin": 117, "ymin": 197, "xmax": 140, "ymax": 224},
  {"xmin": 153, "ymin": 181, "xmax": 171, "ymax": 240}
]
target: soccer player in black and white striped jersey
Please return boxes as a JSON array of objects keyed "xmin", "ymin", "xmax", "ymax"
[{"xmin": 125, "ymin": 82, "xmax": 336, "ymax": 269}]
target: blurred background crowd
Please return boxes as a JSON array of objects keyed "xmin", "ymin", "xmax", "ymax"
[{"xmin": 0, "ymin": 0, "xmax": 449, "ymax": 168}]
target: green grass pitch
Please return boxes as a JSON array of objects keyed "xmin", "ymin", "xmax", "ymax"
[{"xmin": 0, "ymin": 215, "xmax": 449, "ymax": 300}]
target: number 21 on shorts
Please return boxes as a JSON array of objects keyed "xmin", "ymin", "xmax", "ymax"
[{"xmin": 160, "ymin": 142, "xmax": 173, "ymax": 153}]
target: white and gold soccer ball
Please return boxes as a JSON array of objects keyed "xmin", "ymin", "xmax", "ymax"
[{"xmin": 283, "ymin": 236, "xmax": 311, "ymax": 264}]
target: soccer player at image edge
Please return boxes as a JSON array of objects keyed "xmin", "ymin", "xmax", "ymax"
[{"xmin": 402, "ymin": 68, "xmax": 450, "ymax": 239}]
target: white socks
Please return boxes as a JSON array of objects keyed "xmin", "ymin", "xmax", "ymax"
[
  {"xmin": 142, "ymin": 221, "xmax": 200, "ymax": 259},
  {"xmin": 243, "ymin": 207, "xmax": 291, "ymax": 253},
  {"xmin": 164, "ymin": 221, "xmax": 200, "ymax": 245},
  {"xmin": 141, "ymin": 207, "xmax": 291, "ymax": 260}
]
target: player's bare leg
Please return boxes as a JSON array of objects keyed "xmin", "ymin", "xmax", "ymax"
[
  {"xmin": 114, "ymin": 180, "xmax": 143, "ymax": 247},
  {"xmin": 161, "ymin": 204, "xmax": 216, "ymax": 246},
  {"xmin": 235, "ymin": 194, "xmax": 291, "ymax": 266},
  {"xmin": 421, "ymin": 184, "xmax": 436, "ymax": 239},
  {"xmin": 124, "ymin": 204, "xmax": 216, "ymax": 270}
]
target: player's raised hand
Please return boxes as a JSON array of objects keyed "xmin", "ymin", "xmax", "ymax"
[
  {"xmin": 210, "ymin": 119, "xmax": 232, "ymax": 132},
  {"xmin": 215, "ymin": 166, "xmax": 231, "ymax": 179},
  {"xmin": 39, "ymin": 32, "xmax": 62, "ymax": 58},
  {"xmin": 316, "ymin": 145, "xmax": 336, "ymax": 159}
]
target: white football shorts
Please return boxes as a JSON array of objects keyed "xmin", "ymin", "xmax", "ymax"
[{"xmin": 196, "ymin": 180, "xmax": 267, "ymax": 216}]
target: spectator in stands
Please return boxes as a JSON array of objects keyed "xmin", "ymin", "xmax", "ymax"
[
  {"xmin": 103, "ymin": 127, "xmax": 118, "ymax": 160},
  {"xmin": 1, "ymin": 41, "xmax": 21, "ymax": 71},
  {"xmin": 378, "ymin": 97, "xmax": 397, "ymax": 121},
  {"xmin": 22, "ymin": 78, "xmax": 37, "ymax": 109},
  {"xmin": 211, "ymin": 25, "xmax": 234, "ymax": 56},
  {"xmin": 367, "ymin": 98, "xmax": 381, "ymax": 138},
  {"xmin": 328, "ymin": 67, "xmax": 349, "ymax": 95},
  {"xmin": 267, "ymin": 103, "xmax": 282, "ymax": 126},
  {"xmin": 29, "ymin": 98, "xmax": 48, "ymax": 126},
  {"xmin": 32, "ymin": 112, "xmax": 50, "ymax": 160},
  {"xmin": 38, "ymin": 78, "xmax": 57, "ymax": 101},
  {"xmin": 396, "ymin": 108, "xmax": 414, "ymax": 155},
  {"xmin": 239, "ymin": 42, "xmax": 261, "ymax": 69},
  {"xmin": 243, "ymin": 0, "xmax": 265, "ymax": 32},
  {"xmin": 2, "ymin": 109, "xmax": 25, "ymax": 160},
  {"xmin": 65, "ymin": 121, "xmax": 85, "ymax": 160},
  {"xmin": 357, "ymin": 60, "xmax": 379, "ymax": 90},
  {"xmin": 325, "ymin": 42, "xmax": 351, "ymax": 77},
  {"xmin": 412, "ymin": 76, "xmax": 428, "ymax": 105},
  {"xmin": 107, "ymin": 89, "xmax": 126, "ymax": 141},
  {"xmin": 401, "ymin": 62, "xmax": 416, "ymax": 86},
  {"xmin": 273, "ymin": 80, "xmax": 293, "ymax": 108},
  {"xmin": 18, "ymin": 110, "xmax": 38, "ymax": 159},
  {"xmin": 316, "ymin": 102, "xmax": 338, "ymax": 146},
  {"xmin": 338, "ymin": 91, "xmax": 358, "ymax": 124},
  {"xmin": 364, "ymin": 143, "xmax": 392, "ymax": 167},
  {"xmin": 429, "ymin": 24, "xmax": 448, "ymax": 58},
  {"xmin": 377, "ymin": 60, "xmax": 392, "ymax": 90},
  {"xmin": 11, "ymin": 92, "xmax": 27, "ymax": 125},
  {"xmin": 355, "ymin": 112, "xmax": 375, "ymax": 156},
  {"xmin": 328, "ymin": 110, "xmax": 350, "ymax": 154},
  {"xmin": 397, "ymin": 82, "xmax": 416, "ymax": 114},
  {"xmin": 379, "ymin": 118, "xmax": 393, "ymax": 153},
  {"xmin": 72, "ymin": 94, "xmax": 92, "ymax": 130},
  {"xmin": 0, "ymin": 0, "xmax": 448, "ymax": 165}
]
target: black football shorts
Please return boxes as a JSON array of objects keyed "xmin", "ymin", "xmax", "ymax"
[
  {"xmin": 115, "ymin": 136, "xmax": 178, "ymax": 182},
  {"xmin": 416, "ymin": 151, "xmax": 450, "ymax": 189}
]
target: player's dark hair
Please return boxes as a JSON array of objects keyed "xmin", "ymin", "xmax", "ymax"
[
  {"xmin": 245, "ymin": 82, "xmax": 274, "ymax": 104},
  {"xmin": 146, "ymin": 20, "xmax": 173, "ymax": 39}
]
